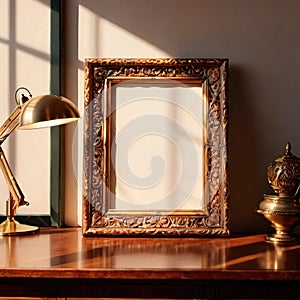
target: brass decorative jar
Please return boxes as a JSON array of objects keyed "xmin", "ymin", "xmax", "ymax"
[{"xmin": 257, "ymin": 143, "xmax": 300, "ymax": 243}]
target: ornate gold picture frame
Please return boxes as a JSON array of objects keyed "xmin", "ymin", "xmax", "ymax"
[{"xmin": 83, "ymin": 58, "xmax": 229, "ymax": 236}]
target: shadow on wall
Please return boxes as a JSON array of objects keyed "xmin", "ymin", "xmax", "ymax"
[
  {"xmin": 68, "ymin": 0, "xmax": 300, "ymax": 233},
  {"xmin": 229, "ymin": 65, "xmax": 271, "ymax": 233}
]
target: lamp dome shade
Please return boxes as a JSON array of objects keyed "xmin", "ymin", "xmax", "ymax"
[{"xmin": 19, "ymin": 95, "xmax": 80, "ymax": 129}]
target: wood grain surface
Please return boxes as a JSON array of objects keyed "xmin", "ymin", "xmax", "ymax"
[{"xmin": 1, "ymin": 228, "xmax": 300, "ymax": 281}]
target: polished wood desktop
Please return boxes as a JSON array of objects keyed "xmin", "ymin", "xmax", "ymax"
[{"xmin": 0, "ymin": 228, "xmax": 300, "ymax": 299}]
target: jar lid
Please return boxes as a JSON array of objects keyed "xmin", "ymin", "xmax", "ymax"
[{"xmin": 267, "ymin": 143, "xmax": 300, "ymax": 197}]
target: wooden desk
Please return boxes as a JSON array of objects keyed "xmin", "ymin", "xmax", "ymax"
[{"xmin": 0, "ymin": 228, "xmax": 300, "ymax": 299}]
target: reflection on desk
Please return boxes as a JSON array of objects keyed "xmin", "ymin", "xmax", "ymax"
[{"xmin": 0, "ymin": 228, "xmax": 300, "ymax": 299}]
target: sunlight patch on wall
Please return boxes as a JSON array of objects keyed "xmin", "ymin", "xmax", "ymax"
[
  {"xmin": 0, "ymin": 0, "xmax": 9, "ymax": 40},
  {"xmin": 0, "ymin": 44, "xmax": 10, "ymax": 210},
  {"xmin": 15, "ymin": 49, "xmax": 50, "ymax": 92},
  {"xmin": 69, "ymin": 5, "xmax": 172, "ymax": 225},
  {"xmin": 16, "ymin": 0, "xmax": 50, "ymax": 55},
  {"xmin": 0, "ymin": 0, "xmax": 51, "ymax": 215},
  {"xmin": 79, "ymin": 5, "xmax": 170, "ymax": 59}
]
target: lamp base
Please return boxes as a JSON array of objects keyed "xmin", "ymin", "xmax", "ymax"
[{"xmin": 0, "ymin": 219, "xmax": 39, "ymax": 236}]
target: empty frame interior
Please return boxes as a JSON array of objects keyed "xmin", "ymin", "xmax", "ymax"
[{"xmin": 108, "ymin": 79, "xmax": 206, "ymax": 213}]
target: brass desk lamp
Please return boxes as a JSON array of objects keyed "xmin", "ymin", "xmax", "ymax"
[{"xmin": 0, "ymin": 87, "xmax": 80, "ymax": 236}]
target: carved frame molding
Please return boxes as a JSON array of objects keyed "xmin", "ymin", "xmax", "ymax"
[{"xmin": 83, "ymin": 58, "xmax": 229, "ymax": 236}]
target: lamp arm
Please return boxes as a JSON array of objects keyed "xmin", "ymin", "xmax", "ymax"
[
  {"xmin": 0, "ymin": 146, "xmax": 27, "ymax": 209},
  {"xmin": 0, "ymin": 104, "xmax": 28, "ymax": 212},
  {"xmin": 0, "ymin": 105, "xmax": 21, "ymax": 140}
]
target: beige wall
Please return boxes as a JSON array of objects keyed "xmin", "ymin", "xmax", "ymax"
[
  {"xmin": 64, "ymin": 0, "xmax": 300, "ymax": 233},
  {"xmin": 1, "ymin": 0, "xmax": 297, "ymax": 233},
  {"xmin": 0, "ymin": 0, "xmax": 51, "ymax": 215}
]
